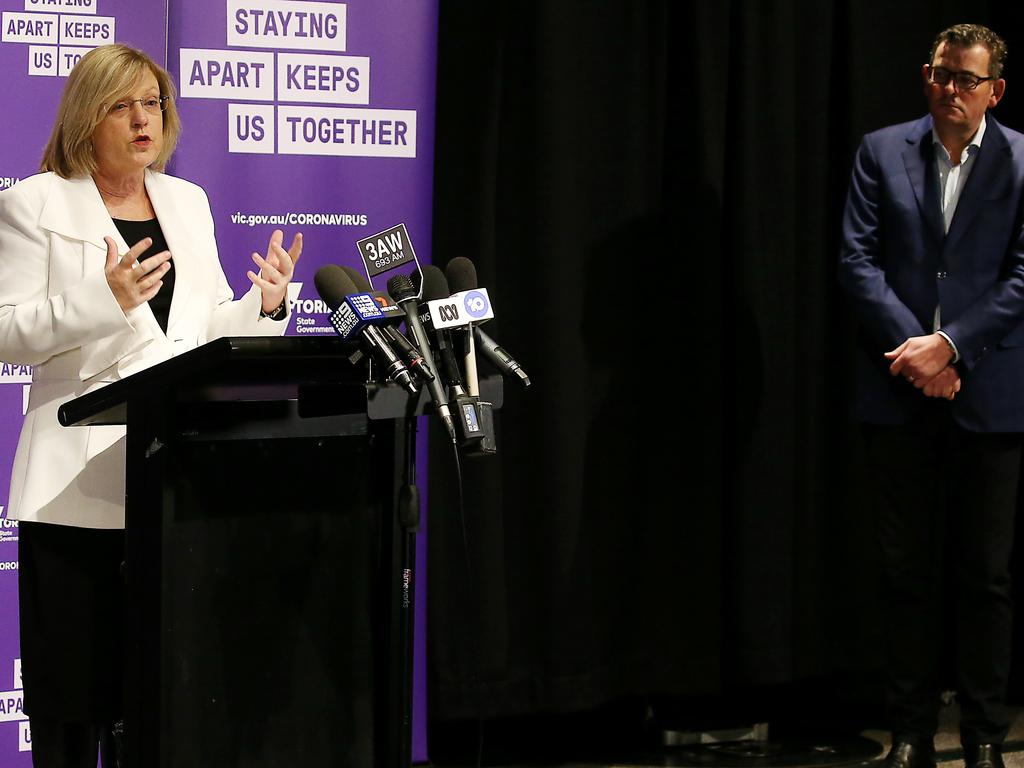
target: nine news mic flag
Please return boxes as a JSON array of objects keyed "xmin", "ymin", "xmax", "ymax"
[
  {"xmin": 314, "ymin": 265, "xmax": 418, "ymax": 395},
  {"xmin": 338, "ymin": 266, "xmax": 434, "ymax": 386}
]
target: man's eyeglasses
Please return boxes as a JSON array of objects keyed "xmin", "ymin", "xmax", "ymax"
[
  {"xmin": 105, "ymin": 96, "xmax": 171, "ymax": 116},
  {"xmin": 927, "ymin": 65, "xmax": 996, "ymax": 92}
]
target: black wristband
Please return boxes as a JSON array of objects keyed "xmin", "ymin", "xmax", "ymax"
[{"xmin": 261, "ymin": 299, "xmax": 287, "ymax": 320}]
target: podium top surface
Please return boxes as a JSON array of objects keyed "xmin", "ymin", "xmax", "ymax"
[
  {"xmin": 58, "ymin": 336, "xmax": 504, "ymax": 428},
  {"xmin": 58, "ymin": 336, "xmax": 360, "ymax": 427}
]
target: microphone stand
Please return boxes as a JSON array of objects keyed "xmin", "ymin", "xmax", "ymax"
[{"xmin": 381, "ymin": 408, "xmax": 420, "ymax": 768}]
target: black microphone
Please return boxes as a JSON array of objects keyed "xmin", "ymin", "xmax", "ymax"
[
  {"xmin": 445, "ymin": 257, "xmax": 481, "ymax": 396},
  {"xmin": 386, "ymin": 272, "xmax": 456, "ymax": 442},
  {"xmin": 340, "ymin": 265, "xmax": 372, "ymax": 292},
  {"xmin": 313, "ymin": 265, "xmax": 417, "ymax": 395},
  {"xmin": 384, "ymin": 322, "xmax": 434, "ymax": 383},
  {"xmin": 474, "ymin": 328, "xmax": 531, "ymax": 388},
  {"xmin": 418, "ymin": 265, "xmax": 467, "ymax": 394},
  {"xmin": 445, "ymin": 257, "xmax": 530, "ymax": 389},
  {"xmin": 339, "ymin": 266, "xmax": 435, "ymax": 385},
  {"xmin": 418, "ymin": 265, "xmax": 488, "ymax": 447}
]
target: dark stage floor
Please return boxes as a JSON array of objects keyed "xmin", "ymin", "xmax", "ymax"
[{"xmin": 430, "ymin": 705, "xmax": 1024, "ymax": 768}]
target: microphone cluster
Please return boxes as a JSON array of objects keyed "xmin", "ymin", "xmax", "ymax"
[{"xmin": 313, "ymin": 257, "xmax": 530, "ymax": 454}]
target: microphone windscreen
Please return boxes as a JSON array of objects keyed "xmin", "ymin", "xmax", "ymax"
[
  {"xmin": 340, "ymin": 265, "xmax": 372, "ymax": 293},
  {"xmin": 335, "ymin": 270, "xmax": 358, "ymax": 297},
  {"xmin": 420, "ymin": 264, "xmax": 451, "ymax": 302},
  {"xmin": 445, "ymin": 257, "xmax": 478, "ymax": 293},
  {"xmin": 314, "ymin": 265, "xmax": 352, "ymax": 310},
  {"xmin": 387, "ymin": 273, "xmax": 417, "ymax": 303}
]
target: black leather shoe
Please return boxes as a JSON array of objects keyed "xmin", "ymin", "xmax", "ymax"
[
  {"xmin": 964, "ymin": 744, "xmax": 1004, "ymax": 768},
  {"xmin": 882, "ymin": 741, "xmax": 937, "ymax": 768}
]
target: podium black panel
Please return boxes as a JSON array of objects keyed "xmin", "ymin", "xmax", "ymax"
[
  {"xmin": 60, "ymin": 338, "xmax": 414, "ymax": 768},
  {"xmin": 155, "ymin": 435, "xmax": 376, "ymax": 767}
]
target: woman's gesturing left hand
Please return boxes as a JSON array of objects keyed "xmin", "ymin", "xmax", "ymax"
[{"xmin": 248, "ymin": 229, "xmax": 302, "ymax": 314}]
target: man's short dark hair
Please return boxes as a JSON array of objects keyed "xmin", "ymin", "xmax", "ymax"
[{"xmin": 929, "ymin": 23, "xmax": 1008, "ymax": 78}]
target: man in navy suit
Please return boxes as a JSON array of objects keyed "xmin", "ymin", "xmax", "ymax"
[{"xmin": 840, "ymin": 23, "xmax": 1024, "ymax": 768}]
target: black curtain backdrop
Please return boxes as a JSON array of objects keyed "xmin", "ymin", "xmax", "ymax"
[{"xmin": 427, "ymin": 0, "xmax": 1024, "ymax": 741}]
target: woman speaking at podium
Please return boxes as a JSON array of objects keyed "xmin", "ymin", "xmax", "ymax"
[{"xmin": 0, "ymin": 44, "xmax": 301, "ymax": 766}]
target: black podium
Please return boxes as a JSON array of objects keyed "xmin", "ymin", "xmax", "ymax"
[{"xmin": 57, "ymin": 336, "xmax": 435, "ymax": 768}]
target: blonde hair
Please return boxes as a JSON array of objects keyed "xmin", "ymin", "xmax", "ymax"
[{"xmin": 41, "ymin": 44, "xmax": 181, "ymax": 178}]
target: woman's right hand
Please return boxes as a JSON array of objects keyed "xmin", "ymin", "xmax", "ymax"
[{"xmin": 103, "ymin": 235, "xmax": 171, "ymax": 313}]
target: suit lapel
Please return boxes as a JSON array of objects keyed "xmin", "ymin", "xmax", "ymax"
[
  {"xmin": 944, "ymin": 117, "xmax": 1011, "ymax": 253},
  {"xmin": 145, "ymin": 170, "xmax": 194, "ymax": 335},
  {"xmin": 36, "ymin": 172, "xmax": 199, "ymax": 339},
  {"xmin": 902, "ymin": 118, "xmax": 944, "ymax": 249},
  {"xmin": 38, "ymin": 175, "xmax": 126, "ymax": 252}
]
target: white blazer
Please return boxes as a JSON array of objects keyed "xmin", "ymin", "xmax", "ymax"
[{"xmin": 0, "ymin": 170, "xmax": 288, "ymax": 529}]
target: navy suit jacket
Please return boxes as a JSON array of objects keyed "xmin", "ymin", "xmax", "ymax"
[{"xmin": 839, "ymin": 114, "xmax": 1024, "ymax": 432}]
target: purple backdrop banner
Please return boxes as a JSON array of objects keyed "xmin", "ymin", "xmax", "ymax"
[
  {"xmin": 0, "ymin": 1, "xmax": 168, "ymax": 761},
  {"xmin": 0, "ymin": 0, "xmax": 437, "ymax": 762},
  {"xmin": 166, "ymin": 1, "xmax": 436, "ymax": 760}
]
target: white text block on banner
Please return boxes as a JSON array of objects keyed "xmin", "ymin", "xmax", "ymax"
[
  {"xmin": 27, "ymin": 44, "xmax": 56, "ymax": 75},
  {"xmin": 18, "ymin": 721, "xmax": 29, "ymax": 752},
  {"xmin": 277, "ymin": 106, "xmax": 416, "ymax": 157},
  {"xmin": 59, "ymin": 14, "xmax": 113, "ymax": 45},
  {"xmin": 228, "ymin": 103, "xmax": 276, "ymax": 154},
  {"xmin": 277, "ymin": 53, "xmax": 368, "ymax": 104},
  {"xmin": 0, "ymin": 364, "xmax": 32, "ymax": 385},
  {"xmin": 58, "ymin": 46, "xmax": 91, "ymax": 76},
  {"xmin": 24, "ymin": 0, "xmax": 96, "ymax": 12},
  {"xmin": 227, "ymin": 0, "xmax": 346, "ymax": 52},
  {"xmin": 180, "ymin": 48, "xmax": 274, "ymax": 101},
  {"xmin": 2, "ymin": 12, "xmax": 58, "ymax": 44},
  {"xmin": 0, "ymin": 691, "xmax": 25, "ymax": 723}
]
